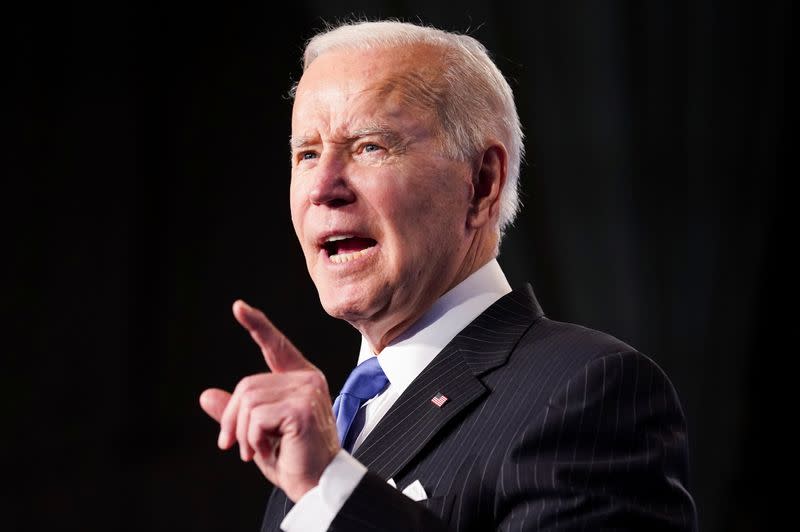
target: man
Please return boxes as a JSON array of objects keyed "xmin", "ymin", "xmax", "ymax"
[{"xmin": 200, "ymin": 20, "xmax": 697, "ymax": 531}]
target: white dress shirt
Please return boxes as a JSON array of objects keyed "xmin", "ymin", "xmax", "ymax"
[{"xmin": 281, "ymin": 259, "xmax": 512, "ymax": 531}]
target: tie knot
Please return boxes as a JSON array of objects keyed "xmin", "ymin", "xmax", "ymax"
[{"xmin": 339, "ymin": 356, "xmax": 389, "ymax": 400}]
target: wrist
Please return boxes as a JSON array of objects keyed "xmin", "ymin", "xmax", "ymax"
[{"xmin": 286, "ymin": 447, "xmax": 339, "ymax": 502}]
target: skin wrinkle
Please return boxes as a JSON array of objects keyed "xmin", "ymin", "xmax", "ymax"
[
  {"xmin": 380, "ymin": 70, "xmax": 443, "ymax": 114},
  {"xmin": 301, "ymin": 43, "xmax": 464, "ymax": 161},
  {"xmin": 382, "ymin": 68, "xmax": 500, "ymax": 198},
  {"xmin": 298, "ymin": 31, "xmax": 523, "ymax": 237},
  {"xmin": 290, "ymin": 125, "xmax": 410, "ymax": 162},
  {"xmin": 379, "ymin": 63, "xmax": 470, "ymax": 163},
  {"xmin": 290, "ymin": 81, "xmax": 432, "ymax": 163},
  {"xmin": 290, "ymin": 44, "xmax": 504, "ymax": 352},
  {"xmin": 295, "ymin": 45, "xmax": 504, "ymax": 203}
]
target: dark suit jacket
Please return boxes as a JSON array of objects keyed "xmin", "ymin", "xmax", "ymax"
[{"xmin": 261, "ymin": 285, "xmax": 697, "ymax": 531}]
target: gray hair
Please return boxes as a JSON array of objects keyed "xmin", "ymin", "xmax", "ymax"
[{"xmin": 296, "ymin": 20, "xmax": 524, "ymax": 237}]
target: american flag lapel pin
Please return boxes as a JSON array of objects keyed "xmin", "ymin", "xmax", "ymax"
[{"xmin": 431, "ymin": 392, "xmax": 449, "ymax": 408}]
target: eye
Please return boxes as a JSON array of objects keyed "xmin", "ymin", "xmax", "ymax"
[
  {"xmin": 358, "ymin": 143, "xmax": 385, "ymax": 156},
  {"xmin": 298, "ymin": 151, "xmax": 318, "ymax": 162}
]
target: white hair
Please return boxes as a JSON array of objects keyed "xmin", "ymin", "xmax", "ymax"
[{"xmin": 297, "ymin": 20, "xmax": 524, "ymax": 238}]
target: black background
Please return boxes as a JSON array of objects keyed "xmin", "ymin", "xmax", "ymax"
[{"xmin": 6, "ymin": 1, "xmax": 786, "ymax": 530}]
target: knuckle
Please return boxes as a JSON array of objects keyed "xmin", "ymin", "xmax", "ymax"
[
  {"xmin": 294, "ymin": 392, "xmax": 317, "ymax": 421},
  {"xmin": 305, "ymin": 369, "xmax": 327, "ymax": 390},
  {"xmin": 297, "ymin": 383, "xmax": 315, "ymax": 399},
  {"xmin": 236, "ymin": 375, "xmax": 254, "ymax": 394},
  {"xmin": 238, "ymin": 373, "xmax": 271, "ymax": 396},
  {"xmin": 245, "ymin": 374, "xmax": 265, "ymax": 391}
]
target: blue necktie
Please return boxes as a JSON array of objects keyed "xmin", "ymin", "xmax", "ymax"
[{"xmin": 332, "ymin": 356, "xmax": 389, "ymax": 451}]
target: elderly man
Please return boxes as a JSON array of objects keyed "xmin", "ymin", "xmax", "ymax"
[{"xmin": 200, "ymin": 21, "xmax": 697, "ymax": 531}]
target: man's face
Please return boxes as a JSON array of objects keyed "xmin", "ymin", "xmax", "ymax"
[{"xmin": 289, "ymin": 45, "xmax": 476, "ymax": 349}]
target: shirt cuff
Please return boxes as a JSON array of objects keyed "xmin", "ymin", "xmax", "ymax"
[{"xmin": 280, "ymin": 450, "xmax": 368, "ymax": 532}]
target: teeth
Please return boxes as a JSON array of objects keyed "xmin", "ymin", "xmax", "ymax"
[
  {"xmin": 329, "ymin": 248, "xmax": 372, "ymax": 264},
  {"xmin": 325, "ymin": 235, "xmax": 354, "ymax": 243}
]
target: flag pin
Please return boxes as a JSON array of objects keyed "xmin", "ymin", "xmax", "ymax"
[{"xmin": 431, "ymin": 392, "xmax": 449, "ymax": 408}]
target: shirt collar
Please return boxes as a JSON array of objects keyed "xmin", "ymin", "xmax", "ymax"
[{"xmin": 357, "ymin": 258, "xmax": 512, "ymax": 396}]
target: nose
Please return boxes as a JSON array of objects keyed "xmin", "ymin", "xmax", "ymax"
[{"xmin": 309, "ymin": 152, "xmax": 356, "ymax": 208}]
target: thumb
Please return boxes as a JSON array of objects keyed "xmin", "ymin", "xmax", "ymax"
[
  {"xmin": 232, "ymin": 299, "xmax": 313, "ymax": 373},
  {"xmin": 199, "ymin": 388, "xmax": 231, "ymax": 423}
]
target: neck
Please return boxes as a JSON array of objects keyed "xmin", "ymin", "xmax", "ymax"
[{"xmin": 356, "ymin": 229, "xmax": 498, "ymax": 353}]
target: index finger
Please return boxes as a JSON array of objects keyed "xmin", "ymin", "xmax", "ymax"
[{"xmin": 233, "ymin": 299, "xmax": 313, "ymax": 373}]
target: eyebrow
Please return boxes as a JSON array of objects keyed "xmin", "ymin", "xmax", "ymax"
[
  {"xmin": 289, "ymin": 125, "xmax": 403, "ymax": 151},
  {"xmin": 289, "ymin": 136, "xmax": 315, "ymax": 151}
]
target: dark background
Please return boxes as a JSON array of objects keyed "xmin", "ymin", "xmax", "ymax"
[{"xmin": 6, "ymin": 1, "xmax": 786, "ymax": 530}]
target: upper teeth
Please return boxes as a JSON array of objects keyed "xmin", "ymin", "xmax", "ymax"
[{"xmin": 325, "ymin": 235, "xmax": 354, "ymax": 242}]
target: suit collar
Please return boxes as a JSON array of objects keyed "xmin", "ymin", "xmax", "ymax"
[
  {"xmin": 352, "ymin": 284, "xmax": 544, "ymax": 479},
  {"xmin": 455, "ymin": 284, "xmax": 543, "ymax": 376},
  {"xmin": 356, "ymin": 259, "xmax": 512, "ymax": 395}
]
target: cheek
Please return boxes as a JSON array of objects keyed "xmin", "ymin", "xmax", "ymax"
[
  {"xmin": 382, "ymin": 191, "xmax": 452, "ymax": 266},
  {"xmin": 410, "ymin": 192, "xmax": 470, "ymax": 260}
]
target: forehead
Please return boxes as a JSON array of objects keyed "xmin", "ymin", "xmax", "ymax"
[{"xmin": 291, "ymin": 45, "xmax": 444, "ymax": 137}]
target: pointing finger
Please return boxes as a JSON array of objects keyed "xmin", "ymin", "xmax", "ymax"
[{"xmin": 232, "ymin": 299, "xmax": 313, "ymax": 373}]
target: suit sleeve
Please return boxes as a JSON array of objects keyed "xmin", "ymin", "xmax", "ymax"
[{"xmin": 495, "ymin": 350, "xmax": 697, "ymax": 531}]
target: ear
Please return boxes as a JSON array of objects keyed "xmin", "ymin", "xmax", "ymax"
[{"xmin": 467, "ymin": 143, "xmax": 508, "ymax": 230}]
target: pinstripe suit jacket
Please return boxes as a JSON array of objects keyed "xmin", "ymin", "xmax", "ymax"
[{"xmin": 261, "ymin": 284, "xmax": 697, "ymax": 531}]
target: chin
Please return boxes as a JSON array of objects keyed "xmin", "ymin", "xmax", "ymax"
[
  {"xmin": 316, "ymin": 281, "xmax": 389, "ymax": 325},
  {"xmin": 318, "ymin": 285, "xmax": 368, "ymax": 320}
]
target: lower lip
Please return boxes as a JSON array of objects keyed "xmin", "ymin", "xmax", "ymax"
[{"xmin": 320, "ymin": 244, "xmax": 379, "ymax": 268}]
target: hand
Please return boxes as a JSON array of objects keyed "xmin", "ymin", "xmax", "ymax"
[{"xmin": 199, "ymin": 300, "xmax": 340, "ymax": 502}]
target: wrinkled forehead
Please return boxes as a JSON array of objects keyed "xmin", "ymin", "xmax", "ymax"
[
  {"xmin": 291, "ymin": 44, "xmax": 447, "ymax": 132},
  {"xmin": 374, "ymin": 67, "xmax": 444, "ymax": 114}
]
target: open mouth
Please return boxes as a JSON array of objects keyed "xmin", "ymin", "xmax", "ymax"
[{"xmin": 322, "ymin": 235, "xmax": 378, "ymax": 264}]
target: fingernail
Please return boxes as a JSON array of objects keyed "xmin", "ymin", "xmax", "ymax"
[{"xmin": 218, "ymin": 431, "xmax": 228, "ymax": 448}]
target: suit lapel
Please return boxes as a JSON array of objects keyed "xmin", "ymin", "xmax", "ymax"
[
  {"xmin": 352, "ymin": 342, "xmax": 486, "ymax": 479},
  {"xmin": 352, "ymin": 284, "xmax": 543, "ymax": 480}
]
